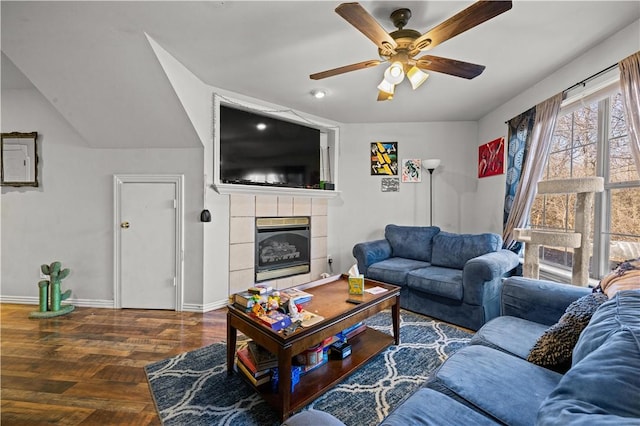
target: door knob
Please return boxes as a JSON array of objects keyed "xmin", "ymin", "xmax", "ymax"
[{"xmin": 121, "ymin": 221, "xmax": 130, "ymax": 229}]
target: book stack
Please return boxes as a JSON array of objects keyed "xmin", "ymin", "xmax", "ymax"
[
  {"xmin": 233, "ymin": 284, "xmax": 276, "ymax": 312},
  {"xmin": 336, "ymin": 321, "xmax": 367, "ymax": 341},
  {"xmin": 235, "ymin": 341, "xmax": 278, "ymax": 387},
  {"xmin": 233, "ymin": 291, "xmax": 261, "ymax": 310},
  {"xmin": 248, "ymin": 341, "xmax": 278, "ymax": 370},
  {"xmin": 247, "ymin": 284, "xmax": 273, "ymax": 295},
  {"xmin": 280, "ymin": 287, "xmax": 313, "ymax": 305}
]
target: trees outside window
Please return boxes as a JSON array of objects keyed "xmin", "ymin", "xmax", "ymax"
[{"xmin": 529, "ymin": 90, "xmax": 640, "ymax": 279}]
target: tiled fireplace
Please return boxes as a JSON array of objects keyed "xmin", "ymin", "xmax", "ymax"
[
  {"xmin": 229, "ymin": 194, "xmax": 328, "ymax": 295},
  {"xmin": 255, "ymin": 216, "xmax": 311, "ymax": 282}
]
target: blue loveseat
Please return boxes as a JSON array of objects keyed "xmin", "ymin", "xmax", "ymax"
[
  {"xmin": 285, "ymin": 277, "xmax": 640, "ymax": 425},
  {"xmin": 352, "ymin": 225, "xmax": 520, "ymax": 330}
]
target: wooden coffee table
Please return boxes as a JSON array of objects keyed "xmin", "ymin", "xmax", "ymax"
[{"xmin": 227, "ymin": 274, "xmax": 400, "ymax": 421}]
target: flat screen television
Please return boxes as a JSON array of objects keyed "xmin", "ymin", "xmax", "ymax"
[{"xmin": 219, "ymin": 105, "xmax": 321, "ymax": 189}]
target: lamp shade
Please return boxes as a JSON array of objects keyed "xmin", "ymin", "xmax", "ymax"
[
  {"xmin": 407, "ymin": 66, "xmax": 429, "ymax": 90},
  {"xmin": 377, "ymin": 78, "xmax": 395, "ymax": 94},
  {"xmin": 384, "ymin": 62, "xmax": 405, "ymax": 85},
  {"xmin": 423, "ymin": 159, "xmax": 441, "ymax": 171}
]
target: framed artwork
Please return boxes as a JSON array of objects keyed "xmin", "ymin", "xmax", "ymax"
[
  {"xmin": 381, "ymin": 178, "xmax": 399, "ymax": 192},
  {"xmin": 401, "ymin": 159, "xmax": 422, "ymax": 182},
  {"xmin": 371, "ymin": 142, "xmax": 398, "ymax": 175},
  {"xmin": 478, "ymin": 137, "xmax": 505, "ymax": 178}
]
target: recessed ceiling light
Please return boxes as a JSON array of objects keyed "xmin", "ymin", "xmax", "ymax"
[
  {"xmin": 256, "ymin": 123, "xmax": 267, "ymax": 131},
  {"xmin": 310, "ymin": 89, "xmax": 327, "ymax": 99}
]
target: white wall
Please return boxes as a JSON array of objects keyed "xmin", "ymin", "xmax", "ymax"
[
  {"xmin": 4, "ymin": 20, "xmax": 637, "ymax": 308},
  {"xmin": 1, "ymin": 88, "xmax": 205, "ymax": 307},
  {"xmin": 328, "ymin": 121, "xmax": 477, "ymax": 274},
  {"xmin": 470, "ymin": 19, "xmax": 640, "ymax": 234}
]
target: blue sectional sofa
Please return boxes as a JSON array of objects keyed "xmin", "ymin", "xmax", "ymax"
[
  {"xmin": 285, "ymin": 277, "xmax": 640, "ymax": 425},
  {"xmin": 352, "ymin": 224, "xmax": 520, "ymax": 330}
]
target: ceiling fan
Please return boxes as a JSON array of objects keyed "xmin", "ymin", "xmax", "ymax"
[{"xmin": 310, "ymin": 1, "xmax": 512, "ymax": 101}]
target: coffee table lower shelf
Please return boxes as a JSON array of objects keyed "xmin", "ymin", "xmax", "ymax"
[{"xmin": 253, "ymin": 327, "xmax": 394, "ymax": 415}]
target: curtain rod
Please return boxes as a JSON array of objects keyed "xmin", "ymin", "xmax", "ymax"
[
  {"xmin": 562, "ymin": 62, "xmax": 618, "ymax": 94},
  {"xmin": 505, "ymin": 62, "xmax": 619, "ymax": 124}
]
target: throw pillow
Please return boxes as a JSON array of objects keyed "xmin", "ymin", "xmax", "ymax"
[{"xmin": 527, "ymin": 293, "xmax": 608, "ymax": 372}]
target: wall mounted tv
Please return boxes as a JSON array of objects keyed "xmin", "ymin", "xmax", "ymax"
[{"xmin": 219, "ymin": 104, "xmax": 322, "ymax": 189}]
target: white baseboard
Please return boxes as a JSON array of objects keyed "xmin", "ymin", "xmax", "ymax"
[
  {"xmin": 1, "ymin": 295, "xmax": 115, "ymax": 308},
  {"xmin": 1, "ymin": 296, "xmax": 228, "ymax": 312},
  {"xmin": 183, "ymin": 299, "xmax": 228, "ymax": 313}
]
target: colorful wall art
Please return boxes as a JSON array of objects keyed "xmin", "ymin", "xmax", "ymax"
[
  {"xmin": 478, "ymin": 137, "xmax": 505, "ymax": 178},
  {"xmin": 371, "ymin": 142, "xmax": 398, "ymax": 175},
  {"xmin": 401, "ymin": 159, "xmax": 422, "ymax": 182}
]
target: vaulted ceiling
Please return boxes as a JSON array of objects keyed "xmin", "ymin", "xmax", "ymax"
[{"xmin": 2, "ymin": 1, "xmax": 639, "ymax": 149}]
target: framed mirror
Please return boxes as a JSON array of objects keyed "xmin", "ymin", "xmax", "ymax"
[{"xmin": 1, "ymin": 132, "xmax": 39, "ymax": 187}]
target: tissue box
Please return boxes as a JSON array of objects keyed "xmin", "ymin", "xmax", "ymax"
[{"xmin": 348, "ymin": 275, "xmax": 364, "ymax": 295}]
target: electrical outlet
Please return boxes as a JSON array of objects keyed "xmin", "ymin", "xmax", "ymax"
[{"xmin": 327, "ymin": 255, "xmax": 333, "ymax": 264}]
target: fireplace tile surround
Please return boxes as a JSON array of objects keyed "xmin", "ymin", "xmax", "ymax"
[{"xmin": 228, "ymin": 194, "xmax": 328, "ymax": 295}]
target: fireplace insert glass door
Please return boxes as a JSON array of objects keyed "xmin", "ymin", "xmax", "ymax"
[{"xmin": 255, "ymin": 217, "xmax": 310, "ymax": 282}]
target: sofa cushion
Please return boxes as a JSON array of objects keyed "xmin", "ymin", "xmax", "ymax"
[
  {"xmin": 537, "ymin": 291, "xmax": 640, "ymax": 424},
  {"xmin": 367, "ymin": 258, "xmax": 430, "ymax": 286},
  {"xmin": 527, "ymin": 292, "xmax": 608, "ymax": 372},
  {"xmin": 282, "ymin": 409, "xmax": 346, "ymax": 426},
  {"xmin": 385, "ymin": 224, "xmax": 440, "ymax": 262},
  {"xmin": 470, "ymin": 316, "xmax": 549, "ymax": 359},
  {"xmin": 431, "ymin": 232, "xmax": 501, "ymax": 270},
  {"xmin": 430, "ymin": 345, "xmax": 562, "ymax": 426},
  {"xmin": 406, "ymin": 267, "xmax": 463, "ymax": 301},
  {"xmin": 380, "ymin": 388, "xmax": 500, "ymax": 426}
]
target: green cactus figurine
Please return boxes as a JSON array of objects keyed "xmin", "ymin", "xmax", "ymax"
[{"xmin": 30, "ymin": 261, "xmax": 75, "ymax": 318}]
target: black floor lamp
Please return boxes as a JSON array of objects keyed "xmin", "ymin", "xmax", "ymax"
[{"xmin": 423, "ymin": 159, "xmax": 441, "ymax": 226}]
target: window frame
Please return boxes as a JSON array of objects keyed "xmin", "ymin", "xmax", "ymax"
[{"xmin": 532, "ymin": 77, "xmax": 640, "ymax": 280}]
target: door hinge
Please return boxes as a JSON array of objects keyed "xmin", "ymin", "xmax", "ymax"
[
  {"xmin": 173, "ymin": 199, "xmax": 177, "ymax": 209},
  {"xmin": 172, "ymin": 277, "xmax": 177, "ymax": 287}
]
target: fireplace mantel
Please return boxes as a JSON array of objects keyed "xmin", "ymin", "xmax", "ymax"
[{"xmin": 213, "ymin": 183, "xmax": 339, "ymax": 198}]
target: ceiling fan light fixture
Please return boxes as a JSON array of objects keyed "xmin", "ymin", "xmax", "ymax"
[
  {"xmin": 384, "ymin": 61, "xmax": 405, "ymax": 85},
  {"xmin": 377, "ymin": 78, "xmax": 395, "ymax": 94},
  {"xmin": 377, "ymin": 89, "xmax": 393, "ymax": 101},
  {"xmin": 407, "ymin": 66, "xmax": 429, "ymax": 90}
]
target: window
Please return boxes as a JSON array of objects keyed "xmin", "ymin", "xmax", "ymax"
[{"xmin": 529, "ymin": 83, "xmax": 640, "ymax": 280}]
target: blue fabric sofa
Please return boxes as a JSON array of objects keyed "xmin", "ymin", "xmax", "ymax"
[
  {"xmin": 285, "ymin": 277, "xmax": 640, "ymax": 426},
  {"xmin": 352, "ymin": 225, "xmax": 520, "ymax": 330}
]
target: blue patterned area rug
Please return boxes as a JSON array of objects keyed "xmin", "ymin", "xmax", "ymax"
[{"xmin": 145, "ymin": 310, "xmax": 471, "ymax": 426}]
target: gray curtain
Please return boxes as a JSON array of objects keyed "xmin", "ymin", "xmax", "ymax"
[
  {"xmin": 619, "ymin": 51, "xmax": 640, "ymax": 176},
  {"xmin": 503, "ymin": 93, "xmax": 563, "ymax": 250}
]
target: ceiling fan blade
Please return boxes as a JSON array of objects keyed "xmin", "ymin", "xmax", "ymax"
[
  {"xmin": 411, "ymin": 1, "xmax": 512, "ymax": 53},
  {"xmin": 416, "ymin": 55, "xmax": 485, "ymax": 79},
  {"xmin": 336, "ymin": 3, "xmax": 397, "ymax": 54},
  {"xmin": 310, "ymin": 59, "xmax": 381, "ymax": 80}
]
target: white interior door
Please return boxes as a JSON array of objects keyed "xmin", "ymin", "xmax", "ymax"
[{"xmin": 115, "ymin": 176, "xmax": 183, "ymax": 310}]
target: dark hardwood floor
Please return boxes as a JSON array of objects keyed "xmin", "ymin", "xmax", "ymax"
[{"xmin": 1, "ymin": 303, "xmax": 227, "ymax": 425}]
